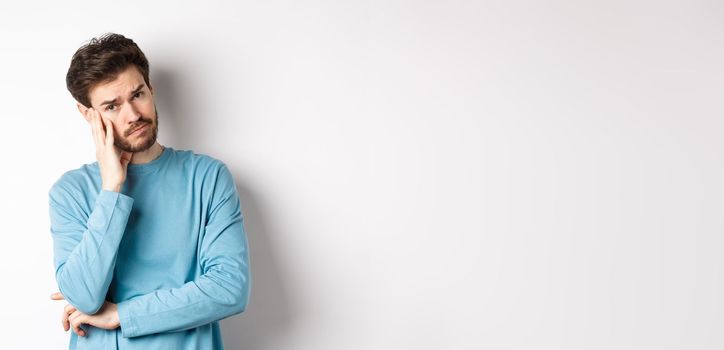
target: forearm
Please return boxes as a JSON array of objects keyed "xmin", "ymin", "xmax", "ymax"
[
  {"xmin": 52, "ymin": 190, "xmax": 134, "ymax": 314},
  {"xmin": 117, "ymin": 260, "xmax": 250, "ymax": 338}
]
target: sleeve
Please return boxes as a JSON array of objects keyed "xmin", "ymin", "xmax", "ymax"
[
  {"xmin": 116, "ymin": 164, "xmax": 251, "ymax": 338},
  {"xmin": 49, "ymin": 185, "xmax": 134, "ymax": 314}
]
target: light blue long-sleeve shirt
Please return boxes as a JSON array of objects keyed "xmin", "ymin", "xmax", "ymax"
[{"xmin": 48, "ymin": 146, "xmax": 251, "ymax": 350}]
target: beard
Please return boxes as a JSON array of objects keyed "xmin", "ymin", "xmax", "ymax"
[{"xmin": 114, "ymin": 106, "xmax": 159, "ymax": 153}]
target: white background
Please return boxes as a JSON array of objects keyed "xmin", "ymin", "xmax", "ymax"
[{"xmin": 1, "ymin": 1, "xmax": 723, "ymax": 349}]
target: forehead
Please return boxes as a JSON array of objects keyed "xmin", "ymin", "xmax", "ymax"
[{"xmin": 88, "ymin": 65, "xmax": 147, "ymax": 106}]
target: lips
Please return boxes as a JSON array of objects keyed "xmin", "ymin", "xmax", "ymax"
[{"xmin": 129, "ymin": 124, "xmax": 148, "ymax": 136}]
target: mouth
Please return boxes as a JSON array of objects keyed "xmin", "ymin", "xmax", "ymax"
[{"xmin": 129, "ymin": 124, "xmax": 149, "ymax": 136}]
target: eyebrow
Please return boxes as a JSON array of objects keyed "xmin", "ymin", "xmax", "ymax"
[{"xmin": 99, "ymin": 84, "xmax": 146, "ymax": 106}]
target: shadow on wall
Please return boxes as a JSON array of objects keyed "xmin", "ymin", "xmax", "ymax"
[
  {"xmin": 152, "ymin": 67, "xmax": 295, "ymax": 350},
  {"xmin": 222, "ymin": 181, "xmax": 295, "ymax": 350},
  {"xmin": 150, "ymin": 68, "xmax": 195, "ymax": 150}
]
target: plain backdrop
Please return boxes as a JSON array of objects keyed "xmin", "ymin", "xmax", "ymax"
[{"xmin": 0, "ymin": 1, "xmax": 723, "ymax": 349}]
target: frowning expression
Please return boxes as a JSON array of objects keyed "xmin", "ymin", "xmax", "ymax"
[{"xmin": 86, "ymin": 65, "xmax": 158, "ymax": 152}]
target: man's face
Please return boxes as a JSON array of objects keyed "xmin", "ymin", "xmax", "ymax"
[{"xmin": 85, "ymin": 65, "xmax": 158, "ymax": 153}]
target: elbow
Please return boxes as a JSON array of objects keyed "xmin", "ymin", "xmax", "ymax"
[
  {"xmin": 204, "ymin": 260, "xmax": 251, "ymax": 317},
  {"xmin": 228, "ymin": 277, "xmax": 250, "ymax": 316},
  {"xmin": 74, "ymin": 299, "xmax": 105, "ymax": 315},
  {"xmin": 228, "ymin": 299, "xmax": 246, "ymax": 316},
  {"xmin": 232, "ymin": 294, "xmax": 249, "ymax": 315},
  {"xmin": 56, "ymin": 269, "xmax": 106, "ymax": 315},
  {"xmin": 223, "ymin": 269, "xmax": 250, "ymax": 317},
  {"xmin": 59, "ymin": 284, "xmax": 104, "ymax": 314}
]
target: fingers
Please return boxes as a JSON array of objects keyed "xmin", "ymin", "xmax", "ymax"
[
  {"xmin": 86, "ymin": 109, "xmax": 97, "ymax": 145},
  {"xmin": 102, "ymin": 117, "xmax": 115, "ymax": 145},
  {"xmin": 68, "ymin": 310, "xmax": 87, "ymax": 337},
  {"xmin": 50, "ymin": 292, "xmax": 65, "ymax": 300},
  {"xmin": 89, "ymin": 109, "xmax": 116, "ymax": 147},
  {"xmin": 63, "ymin": 304, "xmax": 76, "ymax": 333},
  {"xmin": 89, "ymin": 109, "xmax": 104, "ymax": 147}
]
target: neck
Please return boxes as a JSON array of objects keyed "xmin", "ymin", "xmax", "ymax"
[{"xmin": 130, "ymin": 142, "xmax": 164, "ymax": 164}]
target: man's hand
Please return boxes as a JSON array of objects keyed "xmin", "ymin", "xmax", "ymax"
[
  {"xmin": 85, "ymin": 108, "xmax": 133, "ymax": 192},
  {"xmin": 51, "ymin": 292, "xmax": 120, "ymax": 337}
]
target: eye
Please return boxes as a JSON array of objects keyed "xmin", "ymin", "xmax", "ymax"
[
  {"xmin": 133, "ymin": 91, "xmax": 143, "ymax": 99},
  {"xmin": 106, "ymin": 105, "xmax": 116, "ymax": 111}
]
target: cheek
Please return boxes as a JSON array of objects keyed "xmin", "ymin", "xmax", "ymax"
[{"xmin": 141, "ymin": 102, "xmax": 156, "ymax": 117}]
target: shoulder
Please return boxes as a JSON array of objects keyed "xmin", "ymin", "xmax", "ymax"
[
  {"xmin": 168, "ymin": 149, "xmax": 238, "ymax": 205},
  {"xmin": 48, "ymin": 163, "xmax": 99, "ymax": 213},
  {"xmin": 49, "ymin": 163, "xmax": 99, "ymax": 199},
  {"xmin": 167, "ymin": 147, "xmax": 231, "ymax": 180},
  {"xmin": 168, "ymin": 147, "xmax": 227, "ymax": 170}
]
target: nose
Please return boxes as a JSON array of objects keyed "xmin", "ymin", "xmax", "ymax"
[{"xmin": 123, "ymin": 101, "xmax": 142, "ymax": 123}]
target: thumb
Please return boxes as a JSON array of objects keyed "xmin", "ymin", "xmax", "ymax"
[{"xmin": 50, "ymin": 292, "xmax": 65, "ymax": 300}]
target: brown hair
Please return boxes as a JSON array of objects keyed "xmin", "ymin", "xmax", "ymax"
[{"xmin": 66, "ymin": 33, "xmax": 151, "ymax": 108}]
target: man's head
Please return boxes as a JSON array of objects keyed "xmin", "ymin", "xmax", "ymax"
[{"xmin": 66, "ymin": 33, "xmax": 158, "ymax": 153}]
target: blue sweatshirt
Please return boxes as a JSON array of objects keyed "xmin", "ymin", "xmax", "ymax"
[{"xmin": 48, "ymin": 146, "xmax": 251, "ymax": 350}]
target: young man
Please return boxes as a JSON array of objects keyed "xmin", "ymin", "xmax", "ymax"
[{"xmin": 48, "ymin": 33, "xmax": 251, "ymax": 350}]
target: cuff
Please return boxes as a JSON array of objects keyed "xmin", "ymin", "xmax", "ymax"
[
  {"xmin": 117, "ymin": 299, "xmax": 137, "ymax": 338},
  {"xmin": 97, "ymin": 189, "xmax": 134, "ymax": 212}
]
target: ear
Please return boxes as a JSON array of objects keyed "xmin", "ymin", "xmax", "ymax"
[{"xmin": 76, "ymin": 102, "xmax": 91, "ymax": 122}]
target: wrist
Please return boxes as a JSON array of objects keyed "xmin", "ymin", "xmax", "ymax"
[
  {"xmin": 112, "ymin": 307, "xmax": 121, "ymax": 329},
  {"xmin": 102, "ymin": 183, "xmax": 122, "ymax": 192}
]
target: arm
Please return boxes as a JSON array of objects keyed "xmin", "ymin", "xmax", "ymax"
[
  {"xmin": 50, "ymin": 186, "xmax": 134, "ymax": 314},
  {"xmin": 50, "ymin": 108, "xmax": 134, "ymax": 314},
  {"xmin": 117, "ymin": 164, "xmax": 251, "ymax": 338}
]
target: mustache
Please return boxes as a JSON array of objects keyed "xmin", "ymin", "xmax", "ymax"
[{"xmin": 124, "ymin": 117, "xmax": 153, "ymax": 137}]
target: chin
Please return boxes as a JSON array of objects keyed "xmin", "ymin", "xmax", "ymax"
[
  {"xmin": 116, "ymin": 121, "xmax": 158, "ymax": 153},
  {"xmin": 116, "ymin": 135, "xmax": 157, "ymax": 153}
]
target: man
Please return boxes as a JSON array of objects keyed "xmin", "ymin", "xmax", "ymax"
[{"xmin": 48, "ymin": 33, "xmax": 251, "ymax": 350}]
